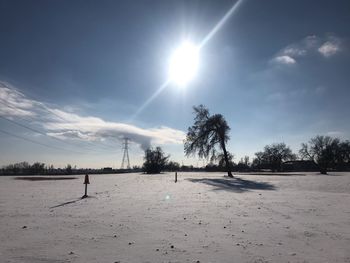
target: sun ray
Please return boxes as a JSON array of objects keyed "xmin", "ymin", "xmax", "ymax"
[
  {"xmin": 199, "ymin": 0, "xmax": 245, "ymax": 49},
  {"xmin": 129, "ymin": 79, "xmax": 171, "ymax": 121}
]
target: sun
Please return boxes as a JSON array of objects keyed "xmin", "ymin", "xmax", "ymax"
[{"xmin": 169, "ymin": 41, "xmax": 199, "ymax": 87}]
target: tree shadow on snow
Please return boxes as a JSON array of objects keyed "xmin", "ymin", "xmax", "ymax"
[{"xmin": 187, "ymin": 177, "xmax": 276, "ymax": 193}]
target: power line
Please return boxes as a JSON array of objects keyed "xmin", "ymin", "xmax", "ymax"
[
  {"xmin": 0, "ymin": 128, "xmax": 84, "ymax": 154},
  {"xmin": 0, "ymin": 114, "xmax": 119, "ymax": 155},
  {"xmin": 39, "ymin": 104, "xmax": 118, "ymax": 150},
  {"xmin": 0, "ymin": 82, "xmax": 117, "ymax": 150},
  {"xmin": 0, "ymin": 101, "xmax": 117, "ymax": 152},
  {"xmin": 0, "ymin": 115, "xmax": 77, "ymax": 147}
]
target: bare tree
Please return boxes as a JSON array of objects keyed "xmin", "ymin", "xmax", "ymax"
[
  {"xmin": 254, "ymin": 143, "xmax": 296, "ymax": 172},
  {"xmin": 243, "ymin": 156, "xmax": 250, "ymax": 167},
  {"xmin": 337, "ymin": 140, "xmax": 350, "ymax": 170},
  {"xmin": 184, "ymin": 105, "xmax": 233, "ymax": 177},
  {"xmin": 299, "ymin": 135, "xmax": 340, "ymax": 174},
  {"xmin": 65, "ymin": 164, "xmax": 72, "ymax": 175},
  {"xmin": 218, "ymin": 152, "xmax": 234, "ymax": 170},
  {"xmin": 31, "ymin": 162, "xmax": 45, "ymax": 175}
]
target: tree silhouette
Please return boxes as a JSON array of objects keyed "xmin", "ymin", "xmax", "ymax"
[
  {"xmin": 300, "ymin": 135, "xmax": 341, "ymax": 174},
  {"xmin": 30, "ymin": 162, "xmax": 45, "ymax": 175},
  {"xmin": 65, "ymin": 164, "xmax": 72, "ymax": 175},
  {"xmin": 143, "ymin": 147, "xmax": 169, "ymax": 174},
  {"xmin": 184, "ymin": 105, "xmax": 233, "ymax": 177},
  {"xmin": 254, "ymin": 143, "xmax": 296, "ymax": 172},
  {"xmin": 165, "ymin": 161, "xmax": 180, "ymax": 172},
  {"xmin": 336, "ymin": 140, "xmax": 350, "ymax": 170},
  {"xmin": 218, "ymin": 152, "xmax": 234, "ymax": 170}
]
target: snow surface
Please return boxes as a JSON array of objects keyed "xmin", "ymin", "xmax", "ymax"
[{"xmin": 1, "ymin": 172, "xmax": 350, "ymax": 263}]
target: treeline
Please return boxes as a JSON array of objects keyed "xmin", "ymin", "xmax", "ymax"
[
  {"xmin": 0, "ymin": 160, "xmax": 196, "ymax": 176},
  {"xmin": 1, "ymin": 162, "xmax": 50, "ymax": 175},
  {"xmin": 0, "ymin": 162, "xmax": 142, "ymax": 176},
  {"xmin": 143, "ymin": 136, "xmax": 350, "ymax": 175},
  {"xmin": 2, "ymin": 136, "xmax": 350, "ymax": 176},
  {"xmin": 204, "ymin": 136, "xmax": 350, "ymax": 174}
]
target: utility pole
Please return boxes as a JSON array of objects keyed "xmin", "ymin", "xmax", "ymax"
[{"xmin": 121, "ymin": 138, "xmax": 131, "ymax": 169}]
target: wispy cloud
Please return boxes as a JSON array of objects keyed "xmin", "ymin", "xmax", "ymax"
[
  {"xmin": 0, "ymin": 82, "xmax": 185, "ymax": 150},
  {"xmin": 283, "ymin": 47, "xmax": 307, "ymax": 57},
  {"xmin": 0, "ymin": 83, "xmax": 40, "ymax": 117},
  {"xmin": 281, "ymin": 35, "xmax": 319, "ymax": 57},
  {"xmin": 272, "ymin": 34, "xmax": 342, "ymax": 65}
]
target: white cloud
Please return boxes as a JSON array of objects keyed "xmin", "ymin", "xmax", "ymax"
[
  {"xmin": 318, "ymin": 40, "xmax": 340, "ymax": 57},
  {"xmin": 43, "ymin": 110, "xmax": 185, "ymax": 149},
  {"xmin": 272, "ymin": 34, "xmax": 342, "ymax": 64},
  {"xmin": 0, "ymin": 82, "xmax": 185, "ymax": 150},
  {"xmin": 272, "ymin": 35, "xmax": 320, "ymax": 64},
  {"xmin": 273, "ymin": 55, "xmax": 296, "ymax": 65}
]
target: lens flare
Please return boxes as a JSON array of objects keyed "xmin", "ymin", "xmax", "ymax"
[{"xmin": 169, "ymin": 41, "xmax": 199, "ymax": 86}]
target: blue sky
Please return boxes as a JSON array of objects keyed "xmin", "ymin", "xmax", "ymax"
[{"xmin": 0, "ymin": 0, "xmax": 349, "ymax": 168}]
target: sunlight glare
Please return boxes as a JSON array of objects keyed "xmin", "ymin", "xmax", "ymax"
[{"xmin": 169, "ymin": 41, "xmax": 199, "ymax": 86}]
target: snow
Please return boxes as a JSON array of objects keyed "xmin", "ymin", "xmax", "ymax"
[{"xmin": 1, "ymin": 172, "xmax": 350, "ymax": 263}]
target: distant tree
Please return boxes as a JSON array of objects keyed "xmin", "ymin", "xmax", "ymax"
[
  {"xmin": 299, "ymin": 135, "xmax": 348, "ymax": 174},
  {"xmin": 143, "ymin": 147, "xmax": 169, "ymax": 174},
  {"xmin": 235, "ymin": 156, "xmax": 251, "ymax": 172},
  {"xmin": 5, "ymin": 162, "xmax": 31, "ymax": 175},
  {"xmin": 30, "ymin": 162, "xmax": 45, "ymax": 175},
  {"xmin": 252, "ymin": 152, "xmax": 264, "ymax": 169},
  {"xmin": 254, "ymin": 143, "xmax": 296, "ymax": 172},
  {"xmin": 335, "ymin": 140, "xmax": 350, "ymax": 170},
  {"xmin": 217, "ymin": 152, "xmax": 234, "ymax": 170},
  {"xmin": 132, "ymin": 165, "xmax": 142, "ymax": 172},
  {"xmin": 184, "ymin": 105, "xmax": 233, "ymax": 177},
  {"xmin": 243, "ymin": 156, "xmax": 250, "ymax": 167},
  {"xmin": 165, "ymin": 161, "xmax": 180, "ymax": 172},
  {"xmin": 180, "ymin": 164, "xmax": 194, "ymax": 172},
  {"xmin": 16, "ymin": 162, "xmax": 31, "ymax": 174},
  {"xmin": 48, "ymin": 164, "xmax": 55, "ymax": 174},
  {"xmin": 205, "ymin": 163, "xmax": 221, "ymax": 172},
  {"xmin": 65, "ymin": 164, "xmax": 73, "ymax": 175}
]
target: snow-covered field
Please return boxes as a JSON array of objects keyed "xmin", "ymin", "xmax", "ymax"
[{"xmin": 1, "ymin": 172, "xmax": 350, "ymax": 263}]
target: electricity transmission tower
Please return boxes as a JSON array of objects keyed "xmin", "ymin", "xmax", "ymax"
[{"xmin": 121, "ymin": 138, "xmax": 131, "ymax": 169}]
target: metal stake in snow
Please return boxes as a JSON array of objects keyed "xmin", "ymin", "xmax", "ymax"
[
  {"xmin": 175, "ymin": 172, "xmax": 177, "ymax": 183},
  {"xmin": 82, "ymin": 174, "xmax": 90, "ymax": 198}
]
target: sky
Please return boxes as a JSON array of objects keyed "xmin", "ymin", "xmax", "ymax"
[{"xmin": 0, "ymin": 0, "xmax": 349, "ymax": 168}]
